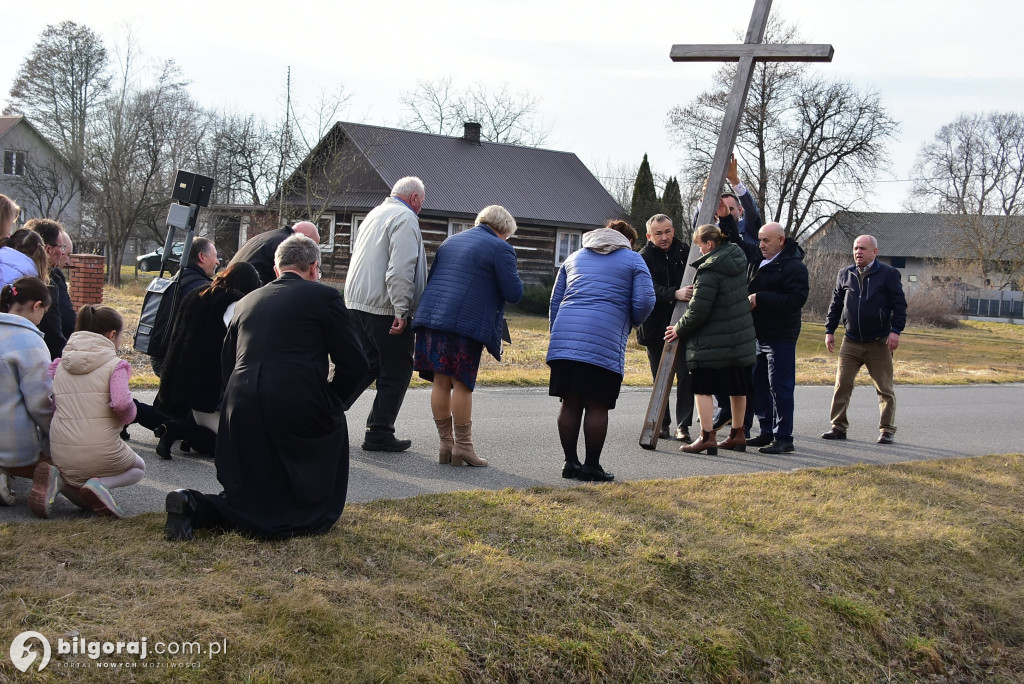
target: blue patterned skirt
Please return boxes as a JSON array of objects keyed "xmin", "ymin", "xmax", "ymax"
[{"xmin": 414, "ymin": 328, "xmax": 484, "ymax": 391}]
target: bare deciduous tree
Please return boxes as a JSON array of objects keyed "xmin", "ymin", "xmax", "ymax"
[
  {"xmin": 911, "ymin": 112, "xmax": 1024, "ymax": 290},
  {"xmin": 5, "ymin": 21, "xmax": 110, "ymax": 182},
  {"xmin": 87, "ymin": 38, "xmax": 196, "ymax": 285},
  {"xmin": 666, "ymin": 18, "xmax": 898, "ymax": 241},
  {"xmin": 911, "ymin": 111, "xmax": 1024, "ymax": 216},
  {"xmin": 400, "ymin": 77, "xmax": 551, "ymax": 146}
]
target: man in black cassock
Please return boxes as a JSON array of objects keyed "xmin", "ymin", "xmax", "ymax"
[{"xmin": 164, "ymin": 234, "xmax": 368, "ymax": 540}]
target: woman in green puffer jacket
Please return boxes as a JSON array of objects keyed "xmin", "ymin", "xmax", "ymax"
[{"xmin": 665, "ymin": 224, "xmax": 755, "ymax": 455}]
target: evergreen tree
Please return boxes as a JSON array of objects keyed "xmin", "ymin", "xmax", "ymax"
[
  {"xmin": 661, "ymin": 176, "xmax": 687, "ymax": 243},
  {"xmin": 630, "ymin": 153, "xmax": 660, "ymax": 249}
]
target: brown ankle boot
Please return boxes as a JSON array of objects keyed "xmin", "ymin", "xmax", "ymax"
[
  {"xmin": 717, "ymin": 428, "xmax": 746, "ymax": 452},
  {"xmin": 452, "ymin": 421, "xmax": 488, "ymax": 467},
  {"xmin": 434, "ymin": 417, "xmax": 454, "ymax": 464},
  {"xmin": 680, "ymin": 430, "xmax": 718, "ymax": 455}
]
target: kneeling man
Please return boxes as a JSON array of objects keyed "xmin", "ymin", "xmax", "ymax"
[{"xmin": 164, "ymin": 235, "xmax": 368, "ymax": 540}]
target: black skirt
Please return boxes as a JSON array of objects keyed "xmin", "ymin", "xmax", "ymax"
[
  {"xmin": 548, "ymin": 360, "xmax": 623, "ymax": 409},
  {"xmin": 690, "ymin": 365, "xmax": 754, "ymax": 396}
]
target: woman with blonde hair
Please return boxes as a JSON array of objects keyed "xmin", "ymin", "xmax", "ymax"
[
  {"xmin": 0, "ymin": 194, "xmax": 19, "ymax": 239},
  {"xmin": 413, "ymin": 205, "xmax": 524, "ymax": 467}
]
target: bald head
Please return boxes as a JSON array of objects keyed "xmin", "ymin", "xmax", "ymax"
[
  {"xmin": 758, "ymin": 222, "xmax": 787, "ymax": 260},
  {"xmin": 292, "ymin": 221, "xmax": 320, "ymax": 243},
  {"xmin": 853, "ymin": 235, "xmax": 878, "ymax": 268}
]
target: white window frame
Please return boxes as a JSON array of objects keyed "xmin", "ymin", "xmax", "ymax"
[
  {"xmin": 316, "ymin": 212, "xmax": 336, "ymax": 253},
  {"xmin": 555, "ymin": 229, "xmax": 582, "ymax": 267},
  {"xmin": 448, "ymin": 219, "xmax": 474, "ymax": 237},
  {"xmin": 351, "ymin": 214, "xmax": 367, "ymax": 250}
]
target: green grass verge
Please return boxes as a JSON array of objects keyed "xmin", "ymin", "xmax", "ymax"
[{"xmin": 2, "ymin": 454, "xmax": 1022, "ymax": 681}]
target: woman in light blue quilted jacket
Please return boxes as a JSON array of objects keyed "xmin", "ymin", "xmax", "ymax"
[{"xmin": 546, "ymin": 219, "xmax": 655, "ymax": 483}]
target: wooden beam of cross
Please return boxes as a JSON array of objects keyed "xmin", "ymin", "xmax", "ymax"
[{"xmin": 639, "ymin": 0, "xmax": 833, "ymax": 449}]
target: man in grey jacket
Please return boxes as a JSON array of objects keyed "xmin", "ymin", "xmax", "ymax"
[{"xmin": 344, "ymin": 176, "xmax": 427, "ymax": 452}]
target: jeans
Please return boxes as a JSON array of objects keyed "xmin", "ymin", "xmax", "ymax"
[
  {"xmin": 347, "ymin": 310, "xmax": 414, "ymax": 438},
  {"xmin": 829, "ymin": 336, "xmax": 896, "ymax": 433},
  {"xmin": 749, "ymin": 340, "xmax": 796, "ymax": 442}
]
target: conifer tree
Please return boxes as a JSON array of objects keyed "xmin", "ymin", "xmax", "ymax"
[
  {"xmin": 630, "ymin": 153, "xmax": 660, "ymax": 248},
  {"xmin": 661, "ymin": 176, "xmax": 687, "ymax": 243}
]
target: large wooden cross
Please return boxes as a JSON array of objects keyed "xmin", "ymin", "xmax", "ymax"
[{"xmin": 639, "ymin": 0, "xmax": 834, "ymax": 449}]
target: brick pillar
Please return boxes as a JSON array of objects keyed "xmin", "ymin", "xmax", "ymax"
[{"xmin": 68, "ymin": 254, "xmax": 105, "ymax": 310}]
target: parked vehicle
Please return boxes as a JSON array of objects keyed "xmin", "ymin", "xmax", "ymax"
[{"xmin": 137, "ymin": 243, "xmax": 183, "ymax": 273}]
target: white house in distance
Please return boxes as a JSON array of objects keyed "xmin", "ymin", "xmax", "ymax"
[{"xmin": 0, "ymin": 116, "xmax": 82, "ymax": 233}]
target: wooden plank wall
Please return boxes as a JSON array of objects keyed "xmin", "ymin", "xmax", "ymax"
[{"xmin": 322, "ymin": 213, "xmax": 562, "ymax": 286}]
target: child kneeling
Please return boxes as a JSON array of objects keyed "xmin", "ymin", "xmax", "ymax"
[{"xmin": 42, "ymin": 305, "xmax": 146, "ymax": 517}]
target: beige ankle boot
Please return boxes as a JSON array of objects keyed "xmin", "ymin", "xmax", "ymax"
[
  {"xmin": 451, "ymin": 421, "xmax": 488, "ymax": 467},
  {"xmin": 434, "ymin": 416, "xmax": 454, "ymax": 464}
]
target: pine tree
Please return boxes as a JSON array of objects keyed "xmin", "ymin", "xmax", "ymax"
[
  {"xmin": 661, "ymin": 176, "xmax": 687, "ymax": 243},
  {"xmin": 630, "ymin": 154, "xmax": 661, "ymax": 249}
]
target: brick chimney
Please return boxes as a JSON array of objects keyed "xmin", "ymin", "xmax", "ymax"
[{"xmin": 463, "ymin": 122, "xmax": 482, "ymax": 145}]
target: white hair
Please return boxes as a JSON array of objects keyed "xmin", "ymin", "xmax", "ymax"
[
  {"xmin": 391, "ymin": 176, "xmax": 425, "ymax": 199},
  {"xmin": 275, "ymin": 234, "xmax": 320, "ymax": 271}
]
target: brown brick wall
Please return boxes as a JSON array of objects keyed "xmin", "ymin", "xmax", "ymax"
[{"xmin": 67, "ymin": 254, "xmax": 105, "ymax": 310}]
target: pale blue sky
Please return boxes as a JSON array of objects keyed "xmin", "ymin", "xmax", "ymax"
[{"xmin": 4, "ymin": 0, "xmax": 1023, "ymax": 213}]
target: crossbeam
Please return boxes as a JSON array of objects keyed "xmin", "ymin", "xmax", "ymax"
[{"xmin": 670, "ymin": 44, "xmax": 834, "ymax": 62}]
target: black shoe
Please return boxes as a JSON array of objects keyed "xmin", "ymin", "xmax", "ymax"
[
  {"xmin": 180, "ymin": 441, "xmax": 191, "ymax": 453},
  {"xmin": 746, "ymin": 433, "xmax": 774, "ymax": 448},
  {"xmin": 758, "ymin": 439, "xmax": 795, "ymax": 454},
  {"xmin": 877, "ymin": 431, "xmax": 894, "ymax": 444},
  {"xmin": 712, "ymin": 415, "xmax": 732, "ymax": 431},
  {"xmin": 155, "ymin": 422, "xmax": 182, "ymax": 460},
  {"xmin": 120, "ymin": 426, "xmax": 130, "ymax": 441},
  {"xmin": 659, "ymin": 426, "xmax": 671, "ymax": 439},
  {"xmin": 821, "ymin": 428, "xmax": 847, "ymax": 440},
  {"xmin": 674, "ymin": 427, "xmax": 691, "ymax": 442},
  {"xmin": 577, "ymin": 464, "xmax": 615, "ymax": 482},
  {"xmin": 561, "ymin": 461, "xmax": 582, "ymax": 479},
  {"xmin": 164, "ymin": 489, "xmax": 198, "ymax": 541},
  {"xmin": 362, "ymin": 435, "xmax": 413, "ymax": 452}
]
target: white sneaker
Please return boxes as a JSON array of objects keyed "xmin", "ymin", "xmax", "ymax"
[{"xmin": 0, "ymin": 473, "xmax": 15, "ymax": 506}]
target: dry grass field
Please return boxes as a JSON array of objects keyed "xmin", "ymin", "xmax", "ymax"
[{"xmin": 2, "ymin": 455, "xmax": 1021, "ymax": 681}]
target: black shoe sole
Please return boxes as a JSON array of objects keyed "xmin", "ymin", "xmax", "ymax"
[
  {"xmin": 362, "ymin": 441, "xmax": 412, "ymax": 452},
  {"xmin": 759, "ymin": 444, "xmax": 795, "ymax": 454},
  {"xmin": 164, "ymin": 491, "xmax": 195, "ymax": 541}
]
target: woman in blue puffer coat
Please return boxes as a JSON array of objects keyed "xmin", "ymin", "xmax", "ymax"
[
  {"xmin": 413, "ymin": 205, "xmax": 524, "ymax": 468},
  {"xmin": 546, "ymin": 219, "xmax": 655, "ymax": 482}
]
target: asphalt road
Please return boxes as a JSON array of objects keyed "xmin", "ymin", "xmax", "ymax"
[{"xmin": 3, "ymin": 383, "xmax": 1022, "ymax": 522}]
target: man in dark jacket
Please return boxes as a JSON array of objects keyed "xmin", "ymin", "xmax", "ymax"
[
  {"xmin": 150, "ymin": 237, "xmax": 219, "ymax": 375},
  {"xmin": 228, "ymin": 221, "xmax": 320, "ymax": 287},
  {"xmin": 745, "ymin": 223, "xmax": 809, "ymax": 454},
  {"xmin": 638, "ymin": 214, "xmax": 693, "ymax": 441},
  {"xmin": 164, "ymin": 235, "xmax": 369, "ymax": 541},
  {"xmin": 823, "ymin": 235, "xmax": 907, "ymax": 444}
]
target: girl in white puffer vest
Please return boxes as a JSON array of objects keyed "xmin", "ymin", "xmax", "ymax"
[{"xmin": 45, "ymin": 305, "xmax": 146, "ymax": 518}]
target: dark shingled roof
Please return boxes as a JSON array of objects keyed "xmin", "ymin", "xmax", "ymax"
[
  {"xmin": 806, "ymin": 211, "xmax": 1024, "ymax": 259},
  {"xmin": 327, "ymin": 122, "xmax": 625, "ymax": 229}
]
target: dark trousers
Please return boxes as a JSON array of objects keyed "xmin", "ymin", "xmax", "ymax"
[
  {"xmin": 347, "ymin": 310, "xmax": 414, "ymax": 438},
  {"xmin": 644, "ymin": 339, "xmax": 693, "ymax": 431},
  {"xmin": 749, "ymin": 340, "xmax": 796, "ymax": 442}
]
